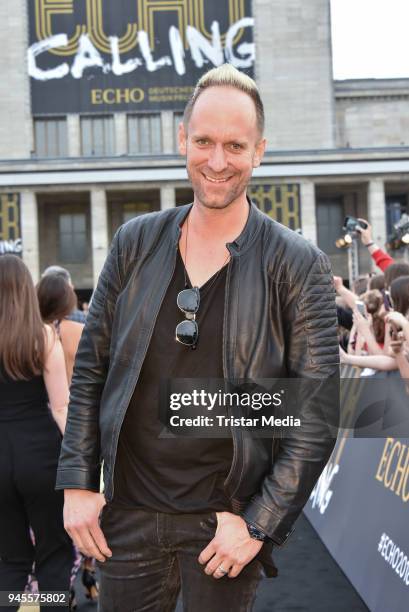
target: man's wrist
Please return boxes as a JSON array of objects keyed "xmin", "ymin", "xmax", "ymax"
[
  {"xmin": 364, "ymin": 241, "xmax": 375, "ymax": 248},
  {"xmin": 245, "ymin": 521, "xmax": 268, "ymax": 542}
]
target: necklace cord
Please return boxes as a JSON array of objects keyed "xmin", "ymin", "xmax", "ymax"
[{"xmin": 182, "ymin": 213, "xmax": 231, "ymax": 296}]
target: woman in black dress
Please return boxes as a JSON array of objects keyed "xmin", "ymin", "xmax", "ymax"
[{"xmin": 0, "ymin": 255, "xmax": 73, "ymax": 612}]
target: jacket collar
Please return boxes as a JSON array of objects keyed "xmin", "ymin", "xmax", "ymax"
[{"xmin": 172, "ymin": 198, "xmax": 263, "ymax": 256}]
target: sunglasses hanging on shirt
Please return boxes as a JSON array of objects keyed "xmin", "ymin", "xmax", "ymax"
[
  {"xmin": 175, "ymin": 286, "xmax": 200, "ymax": 347},
  {"xmin": 176, "ymin": 213, "xmax": 230, "ymax": 349}
]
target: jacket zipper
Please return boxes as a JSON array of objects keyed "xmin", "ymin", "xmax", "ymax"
[
  {"xmin": 222, "ymin": 247, "xmax": 242, "ymax": 499},
  {"xmin": 108, "ymin": 239, "xmax": 180, "ymax": 500}
]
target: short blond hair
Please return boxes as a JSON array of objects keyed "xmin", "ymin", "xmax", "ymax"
[{"xmin": 183, "ymin": 63, "xmax": 264, "ymax": 135}]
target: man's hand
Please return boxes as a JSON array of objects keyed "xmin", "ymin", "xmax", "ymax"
[
  {"xmin": 63, "ymin": 489, "xmax": 112, "ymax": 562},
  {"xmin": 198, "ymin": 512, "xmax": 263, "ymax": 579},
  {"xmin": 355, "ymin": 218, "xmax": 372, "ymax": 246}
]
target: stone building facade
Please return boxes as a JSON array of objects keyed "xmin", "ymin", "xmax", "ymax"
[{"xmin": 0, "ymin": 0, "xmax": 408, "ymax": 297}]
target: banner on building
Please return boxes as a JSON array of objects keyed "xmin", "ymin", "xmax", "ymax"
[
  {"xmin": 0, "ymin": 194, "xmax": 22, "ymax": 255},
  {"xmin": 249, "ymin": 183, "xmax": 301, "ymax": 231},
  {"xmin": 304, "ymin": 369, "xmax": 409, "ymax": 612},
  {"xmin": 28, "ymin": 0, "xmax": 254, "ymax": 114}
]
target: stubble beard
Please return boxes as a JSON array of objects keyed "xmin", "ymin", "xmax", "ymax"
[{"xmin": 187, "ymin": 167, "xmax": 250, "ymax": 210}]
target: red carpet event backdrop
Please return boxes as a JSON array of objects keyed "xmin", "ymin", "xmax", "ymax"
[
  {"xmin": 305, "ymin": 367, "xmax": 409, "ymax": 612},
  {"xmin": 28, "ymin": 0, "xmax": 254, "ymax": 113}
]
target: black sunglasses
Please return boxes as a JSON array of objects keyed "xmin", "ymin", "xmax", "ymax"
[{"xmin": 176, "ymin": 287, "xmax": 200, "ymax": 347}]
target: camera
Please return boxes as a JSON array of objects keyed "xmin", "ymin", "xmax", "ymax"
[{"xmin": 343, "ymin": 216, "xmax": 368, "ymax": 233}]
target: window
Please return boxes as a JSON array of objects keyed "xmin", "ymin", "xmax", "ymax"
[
  {"xmin": 173, "ymin": 112, "xmax": 184, "ymax": 153},
  {"xmin": 386, "ymin": 195, "xmax": 407, "ymax": 238},
  {"xmin": 34, "ymin": 117, "xmax": 67, "ymax": 157},
  {"xmin": 58, "ymin": 213, "xmax": 87, "ymax": 263},
  {"xmin": 122, "ymin": 202, "xmax": 152, "ymax": 223},
  {"xmin": 316, "ymin": 198, "xmax": 344, "ymax": 255},
  {"xmin": 127, "ymin": 114, "xmax": 162, "ymax": 154},
  {"xmin": 81, "ymin": 115, "xmax": 115, "ymax": 156}
]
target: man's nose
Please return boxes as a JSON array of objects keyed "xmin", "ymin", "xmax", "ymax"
[{"xmin": 207, "ymin": 144, "xmax": 228, "ymax": 173}]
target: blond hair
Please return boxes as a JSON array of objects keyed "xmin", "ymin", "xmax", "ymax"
[{"xmin": 183, "ymin": 63, "xmax": 264, "ymax": 135}]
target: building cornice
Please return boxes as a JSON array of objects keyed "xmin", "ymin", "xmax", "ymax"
[{"xmin": 1, "ymin": 147, "xmax": 409, "ymax": 188}]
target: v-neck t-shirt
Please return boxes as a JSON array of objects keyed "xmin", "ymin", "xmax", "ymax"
[{"xmin": 113, "ymin": 250, "xmax": 234, "ymax": 513}]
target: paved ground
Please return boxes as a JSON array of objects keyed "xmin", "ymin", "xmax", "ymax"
[
  {"xmin": 63, "ymin": 513, "xmax": 368, "ymax": 612},
  {"xmin": 252, "ymin": 514, "xmax": 369, "ymax": 612}
]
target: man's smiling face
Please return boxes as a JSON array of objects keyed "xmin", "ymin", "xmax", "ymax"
[{"xmin": 179, "ymin": 86, "xmax": 266, "ymax": 210}]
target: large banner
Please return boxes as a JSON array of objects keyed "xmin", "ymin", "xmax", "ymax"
[
  {"xmin": 249, "ymin": 183, "xmax": 301, "ymax": 231},
  {"xmin": 305, "ymin": 370, "xmax": 409, "ymax": 612},
  {"xmin": 28, "ymin": 0, "xmax": 254, "ymax": 114}
]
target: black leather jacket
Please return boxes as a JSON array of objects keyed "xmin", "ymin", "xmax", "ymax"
[{"xmin": 56, "ymin": 202, "xmax": 339, "ymax": 546}]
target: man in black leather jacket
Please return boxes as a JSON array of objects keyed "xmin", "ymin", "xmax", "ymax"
[{"xmin": 57, "ymin": 64, "xmax": 339, "ymax": 611}]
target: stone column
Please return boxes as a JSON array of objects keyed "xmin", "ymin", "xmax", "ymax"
[
  {"xmin": 368, "ymin": 179, "xmax": 387, "ymax": 254},
  {"xmin": 20, "ymin": 191, "xmax": 40, "ymax": 282},
  {"xmin": 67, "ymin": 114, "xmax": 81, "ymax": 157},
  {"xmin": 114, "ymin": 113, "xmax": 128, "ymax": 156},
  {"xmin": 90, "ymin": 189, "xmax": 109, "ymax": 287},
  {"xmin": 162, "ymin": 111, "xmax": 175, "ymax": 154},
  {"xmin": 160, "ymin": 186, "xmax": 176, "ymax": 210},
  {"xmin": 300, "ymin": 181, "xmax": 317, "ymax": 245}
]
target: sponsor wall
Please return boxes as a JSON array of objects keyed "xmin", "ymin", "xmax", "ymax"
[
  {"xmin": 28, "ymin": 0, "xmax": 254, "ymax": 113},
  {"xmin": 305, "ymin": 369, "xmax": 409, "ymax": 612}
]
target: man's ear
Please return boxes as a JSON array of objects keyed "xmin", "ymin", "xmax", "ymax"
[
  {"xmin": 178, "ymin": 122, "xmax": 187, "ymax": 156},
  {"xmin": 253, "ymin": 137, "xmax": 266, "ymax": 168}
]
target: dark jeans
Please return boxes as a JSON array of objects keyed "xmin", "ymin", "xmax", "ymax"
[
  {"xmin": 0, "ymin": 415, "xmax": 73, "ymax": 612},
  {"xmin": 98, "ymin": 504, "xmax": 263, "ymax": 612}
]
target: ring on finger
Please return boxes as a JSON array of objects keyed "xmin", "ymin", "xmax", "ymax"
[{"xmin": 216, "ymin": 564, "xmax": 228, "ymax": 576}]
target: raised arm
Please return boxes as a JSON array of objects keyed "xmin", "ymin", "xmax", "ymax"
[
  {"xmin": 340, "ymin": 345, "xmax": 397, "ymax": 371},
  {"xmin": 356, "ymin": 219, "xmax": 395, "ymax": 271},
  {"xmin": 352, "ymin": 309, "xmax": 384, "ymax": 355},
  {"xmin": 333, "ymin": 275, "xmax": 358, "ymax": 311}
]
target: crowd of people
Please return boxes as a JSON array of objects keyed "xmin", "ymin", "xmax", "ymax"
[
  {"xmin": 0, "ymin": 257, "xmax": 96, "ymax": 612},
  {"xmin": 336, "ymin": 219, "xmax": 409, "ymax": 382},
  {"xmin": 0, "ymin": 217, "xmax": 408, "ymax": 611}
]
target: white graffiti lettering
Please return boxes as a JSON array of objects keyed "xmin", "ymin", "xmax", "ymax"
[
  {"xmin": 225, "ymin": 18, "xmax": 255, "ymax": 68},
  {"xmin": 28, "ymin": 20, "xmax": 254, "ymax": 81},
  {"xmin": 110, "ymin": 36, "xmax": 142, "ymax": 76},
  {"xmin": 0, "ymin": 239, "xmax": 22, "ymax": 255},
  {"xmin": 309, "ymin": 461, "xmax": 339, "ymax": 514},
  {"xmin": 71, "ymin": 34, "xmax": 107, "ymax": 79},
  {"xmin": 169, "ymin": 26, "xmax": 185, "ymax": 76},
  {"xmin": 27, "ymin": 34, "xmax": 69, "ymax": 81},
  {"xmin": 137, "ymin": 30, "xmax": 172, "ymax": 72},
  {"xmin": 186, "ymin": 21, "xmax": 223, "ymax": 69}
]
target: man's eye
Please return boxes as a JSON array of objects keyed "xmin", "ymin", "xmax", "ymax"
[
  {"xmin": 196, "ymin": 139, "xmax": 209, "ymax": 145},
  {"xmin": 230, "ymin": 143, "xmax": 242, "ymax": 151}
]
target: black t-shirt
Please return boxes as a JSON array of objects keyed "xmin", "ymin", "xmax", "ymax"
[{"xmin": 114, "ymin": 250, "xmax": 233, "ymax": 513}]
